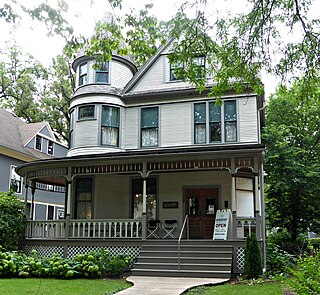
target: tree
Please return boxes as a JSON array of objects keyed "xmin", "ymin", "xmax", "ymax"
[
  {"xmin": 263, "ymin": 77, "xmax": 320, "ymax": 242},
  {"xmin": 243, "ymin": 234, "xmax": 263, "ymax": 279},
  {"xmin": 0, "ymin": 191, "xmax": 24, "ymax": 250}
]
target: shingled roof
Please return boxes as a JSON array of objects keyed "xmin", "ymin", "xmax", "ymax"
[{"xmin": 0, "ymin": 108, "xmax": 54, "ymax": 160}]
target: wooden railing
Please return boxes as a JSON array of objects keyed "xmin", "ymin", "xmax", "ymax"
[
  {"xmin": 25, "ymin": 219, "xmax": 142, "ymax": 239},
  {"xmin": 236, "ymin": 217, "xmax": 256, "ymax": 239}
]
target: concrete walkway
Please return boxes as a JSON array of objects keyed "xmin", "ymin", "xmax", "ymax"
[{"xmin": 116, "ymin": 276, "xmax": 229, "ymax": 295}]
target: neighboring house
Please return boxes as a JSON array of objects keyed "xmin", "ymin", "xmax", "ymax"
[
  {"xmin": 0, "ymin": 108, "xmax": 68, "ymax": 220},
  {"xmin": 17, "ymin": 42, "xmax": 265, "ymax": 277}
]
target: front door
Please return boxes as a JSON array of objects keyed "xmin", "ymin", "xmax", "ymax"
[{"xmin": 185, "ymin": 188, "xmax": 219, "ymax": 239}]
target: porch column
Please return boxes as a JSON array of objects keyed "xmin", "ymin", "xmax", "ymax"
[
  {"xmin": 231, "ymin": 174, "xmax": 237, "ymax": 240},
  {"xmin": 66, "ymin": 167, "xmax": 72, "ymax": 217},
  {"xmin": 30, "ymin": 181, "xmax": 36, "ymax": 220},
  {"xmin": 141, "ymin": 162, "xmax": 148, "ymax": 240},
  {"xmin": 23, "ymin": 178, "xmax": 29, "ymax": 219},
  {"xmin": 254, "ymin": 174, "xmax": 261, "ymax": 239}
]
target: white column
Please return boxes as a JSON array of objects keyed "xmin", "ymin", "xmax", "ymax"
[{"xmin": 142, "ymin": 178, "xmax": 147, "ymax": 214}]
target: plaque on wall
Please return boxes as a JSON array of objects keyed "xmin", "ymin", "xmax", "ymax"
[{"xmin": 163, "ymin": 201, "xmax": 178, "ymax": 209}]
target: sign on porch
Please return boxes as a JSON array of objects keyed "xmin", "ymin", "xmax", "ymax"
[{"xmin": 213, "ymin": 209, "xmax": 231, "ymax": 240}]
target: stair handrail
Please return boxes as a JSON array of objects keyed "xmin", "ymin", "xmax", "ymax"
[{"xmin": 178, "ymin": 214, "xmax": 189, "ymax": 270}]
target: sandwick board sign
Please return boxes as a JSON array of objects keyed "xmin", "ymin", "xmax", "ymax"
[{"xmin": 213, "ymin": 209, "xmax": 231, "ymax": 240}]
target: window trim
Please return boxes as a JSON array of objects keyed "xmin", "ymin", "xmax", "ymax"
[
  {"xmin": 100, "ymin": 105, "xmax": 120, "ymax": 147},
  {"xmin": 193, "ymin": 100, "xmax": 238, "ymax": 144},
  {"xmin": 47, "ymin": 140, "xmax": 54, "ymax": 155},
  {"xmin": 140, "ymin": 106, "xmax": 159, "ymax": 148},
  {"xmin": 74, "ymin": 177, "xmax": 94, "ymax": 219},
  {"xmin": 78, "ymin": 105, "xmax": 96, "ymax": 121},
  {"xmin": 9, "ymin": 165, "xmax": 23, "ymax": 195},
  {"xmin": 69, "ymin": 109, "xmax": 75, "ymax": 149},
  {"xmin": 95, "ymin": 61, "xmax": 110, "ymax": 84},
  {"xmin": 35, "ymin": 135, "xmax": 42, "ymax": 151},
  {"xmin": 78, "ymin": 62, "xmax": 88, "ymax": 87},
  {"xmin": 169, "ymin": 61, "xmax": 183, "ymax": 82}
]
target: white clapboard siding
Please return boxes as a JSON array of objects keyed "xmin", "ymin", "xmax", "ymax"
[
  {"xmin": 74, "ymin": 120, "xmax": 99, "ymax": 147},
  {"xmin": 125, "ymin": 108, "xmax": 139, "ymax": 149},
  {"xmin": 238, "ymin": 97, "xmax": 258, "ymax": 143},
  {"xmin": 131, "ymin": 55, "xmax": 190, "ymax": 92},
  {"xmin": 67, "ymin": 146, "xmax": 124, "ymax": 157},
  {"xmin": 111, "ymin": 60, "xmax": 134, "ymax": 89},
  {"xmin": 120, "ymin": 107, "xmax": 126, "ymax": 149},
  {"xmin": 160, "ymin": 103, "xmax": 192, "ymax": 147}
]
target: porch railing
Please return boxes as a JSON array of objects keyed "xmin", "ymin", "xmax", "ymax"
[
  {"xmin": 25, "ymin": 219, "xmax": 142, "ymax": 239},
  {"xmin": 236, "ymin": 217, "xmax": 256, "ymax": 239}
]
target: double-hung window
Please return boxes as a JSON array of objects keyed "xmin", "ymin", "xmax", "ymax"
[
  {"xmin": 170, "ymin": 61, "xmax": 183, "ymax": 81},
  {"xmin": 193, "ymin": 55, "xmax": 205, "ymax": 78},
  {"xmin": 75, "ymin": 178, "xmax": 93, "ymax": 219},
  {"xmin": 141, "ymin": 107, "xmax": 159, "ymax": 147},
  {"xmin": 35, "ymin": 135, "xmax": 42, "ymax": 151},
  {"xmin": 101, "ymin": 106, "xmax": 119, "ymax": 146},
  {"xmin": 95, "ymin": 61, "xmax": 109, "ymax": 83},
  {"xmin": 78, "ymin": 105, "xmax": 95, "ymax": 120},
  {"xmin": 78, "ymin": 63, "xmax": 87, "ymax": 86},
  {"xmin": 194, "ymin": 100, "xmax": 237, "ymax": 144},
  {"xmin": 47, "ymin": 140, "xmax": 54, "ymax": 155},
  {"xmin": 10, "ymin": 166, "xmax": 22, "ymax": 194}
]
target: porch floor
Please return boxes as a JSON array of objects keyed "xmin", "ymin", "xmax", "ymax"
[{"xmin": 116, "ymin": 276, "xmax": 229, "ymax": 295}]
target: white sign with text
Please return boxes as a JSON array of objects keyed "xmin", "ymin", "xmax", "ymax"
[{"xmin": 213, "ymin": 209, "xmax": 231, "ymax": 240}]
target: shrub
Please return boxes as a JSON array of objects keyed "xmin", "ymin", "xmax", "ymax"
[
  {"xmin": 243, "ymin": 234, "xmax": 263, "ymax": 279},
  {"xmin": 106, "ymin": 255, "xmax": 131, "ymax": 278},
  {"xmin": 290, "ymin": 251, "xmax": 320, "ymax": 295},
  {"xmin": 0, "ymin": 191, "xmax": 24, "ymax": 250}
]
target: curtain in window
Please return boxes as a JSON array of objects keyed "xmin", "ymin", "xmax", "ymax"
[
  {"xmin": 101, "ymin": 126, "xmax": 119, "ymax": 146},
  {"xmin": 194, "ymin": 103, "xmax": 206, "ymax": 143},
  {"xmin": 209, "ymin": 103, "xmax": 221, "ymax": 142},
  {"xmin": 142, "ymin": 128, "xmax": 158, "ymax": 147},
  {"xmin": 224, "ymin": 101, "xmax": 237, "ymax": 142}
]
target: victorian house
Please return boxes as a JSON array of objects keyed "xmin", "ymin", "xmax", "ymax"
[{"xmin": 17, "ymin": 42, "xmax": 265, "ymax": 277}]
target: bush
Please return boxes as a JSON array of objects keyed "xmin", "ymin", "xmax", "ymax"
[
  {"xmin": 290, "ymin": 251, "xmax": 320, "ymax": 295},
  {"xmin": 0, "ymin": 247, "xmax": 131, "ymax": 279},
  {"xmin": 243, "ymin": 234, "xmax": 263, "ymax": 279},
  {"xmin": 0, "ymin": 191, "xmax": 24, "ymax": 250}
]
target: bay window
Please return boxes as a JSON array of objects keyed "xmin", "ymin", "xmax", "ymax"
[
  {"xmin": 78, "ymin": 105, "xmax": 95, "ymax": 120},
  {"xmin": 101, "ymin": 106, "xmax": 119, "ymax": 146},
  {"xmin": 141, "ymin": 107, "xmax": 159, "ymax": 147}
]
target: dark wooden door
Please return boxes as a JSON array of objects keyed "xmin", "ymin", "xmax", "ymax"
[{"xmin": 185, "ymin": 188, "xmax": 219, "ymax": 239}]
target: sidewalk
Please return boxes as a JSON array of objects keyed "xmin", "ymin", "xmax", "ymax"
[{"xmin": 116, "ymin": 276, "xmax": 229, "ymax": 295}]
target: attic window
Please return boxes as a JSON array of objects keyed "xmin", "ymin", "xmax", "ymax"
[
  {"xmin": 170, "ymin": 61, "xmax": 183, "ymax": 81},
  {"xmin": 48, "ymin": 140, "xmax": 54, "ymax": 155},
  {"xmin": 35, "ymin": 135, "xmax": 42, "ymax": 151},
  {"xmin": 95, "ymin": 61, "xmax": 109, "ymax": 83}
]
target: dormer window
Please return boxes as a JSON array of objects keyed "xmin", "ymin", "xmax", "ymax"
[
  {"xmin": 35, "ymin": 135, "xmax": 42, "ymax": 151},
  {"xmin": 48, "ymin": 140, "xmax": 54, "ymax": 155},
  {"xmin": 95, "ymin": 61, "xmax": 109, "ymax": 83},
  {"xmin": 78, "ymin": 105, "xmax": 95, "ymax": 120},
  {"xmin": 79, "ymin": 63, "xmax": 88, "ymax": 86},
  {"xmin": 170, "ymin": 61, "xmax": 183, "ymax": 81}
]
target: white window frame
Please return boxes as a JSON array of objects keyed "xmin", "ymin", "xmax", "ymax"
[
  {"xmin": 78, "ymin": 105, "xmax": 96, "ymax": 121},
  {"xmin": 101, "ymin": 105, "xmax": 120, "ymax": 147},
  {"xmin": 78, "ymin": 62, "xmax": 88, "ymax": 86},
  {"xmin": 9, "ymin": 165, "xmax": 23, "ymax": 194},
  {"xmin": 95, "ymin": 61, "xmax": 110, "ymax": 84},
  {"xmin": 35, "ymin": 135, "xmax": 42, "ymax": 151},
  {"xmin": 193, "ymin": 100, "xmax": 238, "ymax": 144},
  {"xmin": 47, "ymin": 140, "xmax": 54, "ymax": 155},
  {"xmin": 140, "ymin": 107, "xmax": 159, "ymax": 148}
]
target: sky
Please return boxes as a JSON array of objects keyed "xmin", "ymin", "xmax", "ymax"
[{"xmin": 2, "ymin": 0, "xmax": 317, "ymax": 99}]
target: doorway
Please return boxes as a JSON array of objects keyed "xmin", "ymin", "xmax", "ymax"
[{"xmin": 185, "ymin": 187, "xmax": 219, "ymax": 239}]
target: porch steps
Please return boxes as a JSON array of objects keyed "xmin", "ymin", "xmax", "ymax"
[{"xmin": 132, "ymin": 240, "xmax": 233, "ymax": 278}]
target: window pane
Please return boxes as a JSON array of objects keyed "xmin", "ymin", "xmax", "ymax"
[
  {"xmin": 35, "ymin": 135, "xmax": 42, "ymax": 151},
  {"xmin": 194, "ymin": 103, "xmax": 206, "ymax": 123},
  {"xmin": 102, "ymin": 106, "xmax": 119, "ymax": 127},
  {"xmin": 210, "ymin": 122, "xmax": 221, "ymax": 142},
  {"xmin": 209, "ymin": 103, "xmax": 221, "ymax": 122},
  {"xmin": 225, "ymin": 121, "xmax": 237, "ymax": 142},
  {"xmin": 195, "ymin": 124, "xmax": 206, "ymax": 143},
  {"xmin": 101, "ymin": 126, "xmax": 119, "ymax": 146},
  {"xmin": 79, "ymin": 63, "xmax": 87, "ymax": 75},
  {"xmin": 48, "ymin": 141, "xmax": 54, "ymax": 155},
  {"xmin": 142, "ymin": 128, "xmax": 158, "ymax": 147},
  {"xmin": 224, "ymin": 101, "xmax": 237, "ymax": 121},
  {"xmin": 188, "ymin": 197, "xmax": 199, "ymax": 215},
  {"xmin": 141, "ymin": 108, "xmax": 158, "ymax": 128},
  {"xmin": 79, "ymin": 105, "xmax": 95, "ymax": 119},
  {"xmin": 96, "ymin": 72, "xmax": 108, "ymax": 83},
  {"xmin": 79, "ymin": 75, "xmax": 87, "ymax": 86},
  {"xmin": 77, "ymin": 202, "xmax": 92, "ymax": 219}
]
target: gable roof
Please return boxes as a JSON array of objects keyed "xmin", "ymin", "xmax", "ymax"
[
  {"xmin": 0, "ymin": 108, "xmax": 59, "ymax": 161},
  {"xmin": 123, "ymin": 41, "xmax": 172, "ymax": 93}
]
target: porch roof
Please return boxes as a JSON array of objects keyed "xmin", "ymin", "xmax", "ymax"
[{"xmin": 16, "ymin": 143, "xmax": 265, "ymax": 186}]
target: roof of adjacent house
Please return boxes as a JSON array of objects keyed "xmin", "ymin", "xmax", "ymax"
[{"xmin": 0, "ymin": 108, "xmax": 59, "ymax": 161}]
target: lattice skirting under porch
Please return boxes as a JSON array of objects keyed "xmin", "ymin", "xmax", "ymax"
[
  {"xmin": 236, "ymin": 246, "xmax": 245, "ymax": 270},
  {"xmin": 24, "ymin": 244, "xmax": 141, "ymax": 266}
]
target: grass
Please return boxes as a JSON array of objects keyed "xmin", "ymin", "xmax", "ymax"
[
  {"xmin": 0, "ymin": 278, "xmax": 131, "ymax": 295},
  {"xmin": 185, "ymin": 279, "xmax": 292, "ymax": 295}
]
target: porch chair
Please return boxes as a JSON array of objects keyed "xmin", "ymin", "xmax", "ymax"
[
  {"xmin": 162, "ymin": 219, "xmax": 177, "ymax": 239},
  {"xmin": 147, "ymin": 219, "xmax": 161, "ymax": 239}
]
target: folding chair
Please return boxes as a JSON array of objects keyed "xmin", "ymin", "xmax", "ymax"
[
  {"xmin": 147, "ymin": 219, "xmax": 161, "ymax": 239},
  {"xmin": 162, "ymin": 219, "xmax": 177, "ymax": 239}
]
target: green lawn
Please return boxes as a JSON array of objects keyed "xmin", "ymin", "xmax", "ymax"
[
  {"xmin": 185, "ymin": 280, "xmax": 291, "ymax": 295},
  {"xmin": 0, "ymin": 278, "xmax": 131, "ymax": 295}
]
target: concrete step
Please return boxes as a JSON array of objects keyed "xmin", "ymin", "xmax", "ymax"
[{"xmin": 131, "ymin": 268, "xmax": 231, "ymax": 278}]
